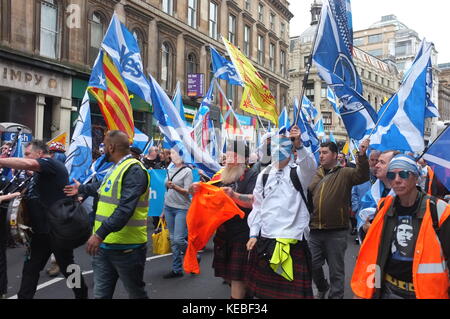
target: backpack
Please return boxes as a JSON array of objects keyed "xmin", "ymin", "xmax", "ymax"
[
  {"xmin": 47, "ymin": 197, "xmax": 92, "ymax": 249},
  {"xmin": 261, "ymin": 165, "xmax": 312, "ymax": 214}
]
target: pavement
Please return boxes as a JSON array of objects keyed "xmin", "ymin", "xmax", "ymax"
[{"xmin": 4, "ymin": 223, "xmax": 361, "ymax": 299}]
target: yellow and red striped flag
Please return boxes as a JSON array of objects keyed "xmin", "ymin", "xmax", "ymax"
[
  {"xmin": 222, "ymin": 37, "xmax": 278, "ymax": 125},
  {"xmin": 47, "ymin": 132, "xmax": 67, "ymax": 147},
  {"xmin": 88, "ymin": 51, "xmax": 134, "ymax": 141}
]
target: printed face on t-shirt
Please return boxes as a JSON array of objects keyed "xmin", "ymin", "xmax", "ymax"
[{"xmin": 391, "ymin": 216, "xmax": 415, "ymax": 261}]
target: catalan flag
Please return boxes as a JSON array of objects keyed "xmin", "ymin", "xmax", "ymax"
[
  {"xmin": 88, "ymin": 50, "xmax": 134, "ymax": 141},
  {"xmin": 222, "ymin": 37, "xmax": 278, "ymax": 126}
]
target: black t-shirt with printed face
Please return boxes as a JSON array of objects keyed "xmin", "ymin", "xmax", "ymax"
[
  {"xmin": 385, "ymin": 197, "xmax": 421, "ymax": 283},
  {"xmin": 25, "ymin": 157, "xmax": 69, "ymax": 233}
]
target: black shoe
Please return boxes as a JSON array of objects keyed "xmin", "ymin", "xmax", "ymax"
[
  {"xmin": 315, "ymin": 286, "xmax": 330, "ymax": 299},
  {"xmin": 163, "ymin": 271, "xmax": 184, "ymax": 279}
]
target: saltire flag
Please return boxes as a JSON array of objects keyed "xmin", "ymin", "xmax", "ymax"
[
  {"xmin": 210, "ymin": 46, "xmax": 244, "ymax": 86},
  {"xmin": 370, "ymin": 40, "xmax": 434, "ymax": 153},
  {"xmin": 315, "ymin": 117, "xmax": 325, "ymax": 139},
  {"xmin": 222, "ymin": 37, "xmax": 278, "ymax": 125},
  {"xmin": 83, "ymin": 154, "xmax": 114, "ymax": 185},
  {"xmin": 47, "ymin": 132, "xmax": 67, "ymax": 148},
  {"xmin": 278, "ymin": 107, "xmax": 291, "ymax": 135},
  {"xmin": 302, "ymin": 96, "xmax": 319, "ymax": 122},
  {"xmin": 132, "ymin": 127, "xmax": 150, "ymax": 153},
  {"xmin": 173, "ymin": 81, "xmax": 187, "ymax": 124},
  {"xmin": 327, "ymin": 87, "xmax": 341, "ymax": 116},
  {"xmin": 65, "ymin": 91, "xmax": 93, "ymax": 184},
  {"xmin": 312, "ymin": 0, "xmax": 377, "ymax": 140},
  {"xmin": 88, "ymin": 50, "xmax": 134, "ymax": 141},
  {"xmin": 193, "ymin": 81, "xmax": 214, "ymax": 151},
  {"xmin": 101, "ymin": 13, "xmax": 151, "ymax": 104},
  {"xmin": 294, "ymin": 97, "xmax": 320, "ymax": 164},
  {"xmin": 148, "ymin": 74, "xmax": 221, "ymax": 177},
  {"xmin": 423, "ymin": 126, "xmax": 450, "ymax": 192}
]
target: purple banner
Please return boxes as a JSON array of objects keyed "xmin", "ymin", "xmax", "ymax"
[{"xmin": 187, "ymin": 73, "xmax": 204, "ymax": 97}]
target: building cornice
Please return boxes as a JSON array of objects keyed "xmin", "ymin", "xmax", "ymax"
[
  {"xmin": 268, "ymin": 0, "xmax": 294, "ymax": 21},
  {"xmin": 226, "ymin": 0, "xmax": 242, "ymax": 14},
  {"xmin": 242, "ymin": 11, "xmax": 256, "ymax": 24}
]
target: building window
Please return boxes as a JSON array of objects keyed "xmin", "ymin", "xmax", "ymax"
[
  {"xmin": 209, "ymin": 1, "xmax": 218, "ymax": 40},
  {"xmin": 257, "ymin": 35, "xmax": 264, "ymax": 65},
  {"xmin": 245, "ymin": 0, "xmax": 251, "ymax": 11},
  {"xmin": 228, "ymin": 14, "xmax": 236, "ymax": 44},
  {"xmin": 40, "ymin": 0, "xmax": 59, "ymax": 59},
  {"xmin": 269, "ymin": 43, "xmax": 275, "ymax": 71},
  {"xmin": 269, "ymin": 13, "xmax": 275, "ymax": 30},
  {"xmin": 323, "ymin": 112, "xmax": 332, "ymax": 125},
  {"xmin": 188, "ymin": 0, "xmax": 197, "ymax": 28},
  {"xmin": 396, "ymin": 40, "xmax": 412, "ymax": 56},
  {"xmin": 280, "ymin": 23, "xmax": 285, "ymax": 40},
  {"xmin": 306, "ymin": 83, "xmax": 314, "ymax": 101},
  {"xmin": 321, "ymin": 87, "xmax": 327, "ymax": 98},
  {"xmin": 280, "ymin": 50, "xmax": 286, "ymax": 77},
  {"xmin": 304, "ymin": 55, "xmax": 310, "ymax": 68},
  {"xmin": 368, "ymin": 34, "xmax": 382, "ymax": 44},
  {"xmin": 89, "ymin": 12, "xmax": 105, "ymax": 65},
  {"xmin": 161, "ymin": 42, "xmax": 173, "ymax": 91},
  {"xmin": 186, "ymin": 52, "xmax": 197, "ymax": 75},
  {"xmin": 353, "ymin": 37, "xmax": 365, "ymax": 46},
  {"xmin": 162, "ymin": 0, "xmax": 174, "ymax": 15},
  {"xmin": 258, "ymin": 3, "xmax": 264, "ymax": 23},
  {"xmin": 244, "ymin": 25, "xmax": 251, "ymax": 56}
]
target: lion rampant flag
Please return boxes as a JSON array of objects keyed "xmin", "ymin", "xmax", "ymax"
[
  {"xmin": 47, "ymin": 132, "xmax": 67, "ymax": 147},
  {"xmin": 222, "ymin": 37, "xmax": 278, "ymax": 125}
]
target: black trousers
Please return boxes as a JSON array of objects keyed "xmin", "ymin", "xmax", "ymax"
[
  {"xmin": 17, "ymin": 233, "xmax": 88, "ymax": 299},
  {"xmin": 0, "ymin": 207, "xmax": 8, "ymax": 295}
]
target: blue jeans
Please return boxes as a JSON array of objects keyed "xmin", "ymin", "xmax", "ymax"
[
  {"xmin": 92, "ymin": 245, "xmax": 148, "ymax": 299},
  {"xmin": 164, "ymin": 205, "xmax": 188, "ymax": 273}
]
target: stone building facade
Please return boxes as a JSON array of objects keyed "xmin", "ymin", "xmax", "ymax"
[{"xmin": 0, "ymin": 0, "xmax": 292, "ymax": 147}]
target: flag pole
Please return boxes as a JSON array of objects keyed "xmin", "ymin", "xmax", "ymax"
[
  {"xmin": 213, "ymin": 78, "xmax": 245, "ymax": 133},
  {"xmin": 293, "ymin": 6, "xmax": 323, "ymax": 126}
]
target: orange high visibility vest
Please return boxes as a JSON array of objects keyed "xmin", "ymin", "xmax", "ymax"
[
  {"xmin": 426, "ymin": 166, "xmax": 435, "ymax": 196},
  {"xmin": 183, "ymin": 183, "xmax": 245, "ymax": 274},
  {"xmin": 351, "ymin": 195, "xmax": 450, "ymax": 299}
]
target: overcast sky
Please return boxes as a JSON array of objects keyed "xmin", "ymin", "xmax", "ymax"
[{"xmin": 289, "ymin": 0, "xmax": 450, "ymax": 64}]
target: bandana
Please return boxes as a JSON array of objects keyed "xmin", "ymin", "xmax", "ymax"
[{"xmin": 388, "ymin": 154, "xmax": 420, "ymax": 176}]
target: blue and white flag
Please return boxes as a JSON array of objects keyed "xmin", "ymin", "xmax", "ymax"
[
  {"xmin": 329, "ymin": 131, "xmax": 336, "ymax": 143},
  {"xmin": 313, "ymin": 0, "xmax": 377, "ymax": 140},
  {"xmin": 315, "ymin": 117, "xmax": 326, "ymax": 139},
  {"xmin": 423, "ymin": 126, "xmax": 450, "ymax": 192},
  {"xmin": 302, "ymin": 96, "xmax": 319, "ymax": 123},
  {"xmin": 294, "ymin": 97, "xmax": 320, "ymax": 164},
  {"xmin": 278, "ymin": 107, "xmax": 291, "ymax": 135},
  {"xmin": 148, "ymin": 74, "xmax": 220, "ymax": 177},
  {"xmin": 371, "ymin": 40, "xmax": 434, "ymax": 153},
  {"xmin": 327, "ymin": 86, "xmax": 341, "ymax": 116},
  {"xmin": 210, "ymin": 46, "xmax": 244, "ymax": 86},
  {"xmin": 143, "ymin": 137, "xmax": 154, "ymax": 155},
  {"xmin": 132, "ymin": 127, "xmax": 150, "ymax": 153},
  {"xmin": 173, "ymin": 81, "xmax": 187, "ymax": 124},
  {"xmin": 84, "ymin": 154, "xmax": 114, "ymax": 184},
  {"xmin": 101, "ymin": 13, "xmax": 151, "ymax": 103},
  {"xmin": 65, "ymin": 92, "xmax": 93, "ymax": 184}
]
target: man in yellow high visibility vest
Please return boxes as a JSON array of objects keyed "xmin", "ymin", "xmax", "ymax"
[{"xmin": 86, "ymin": 130, "xmax": 150, "ymax": 299}]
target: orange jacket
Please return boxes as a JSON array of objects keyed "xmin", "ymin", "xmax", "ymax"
[
  {"xmin": 351, "ymin": 195, "xmax": 450, "ymax": 299},
  {"xmin": 183, "ymin": 183, "xmax": 244, "ymax": 274}
]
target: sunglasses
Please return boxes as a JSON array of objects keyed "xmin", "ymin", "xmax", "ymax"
[{"xmin": 386, "ymin": 170, "xmax": 414, "ymax": 181}]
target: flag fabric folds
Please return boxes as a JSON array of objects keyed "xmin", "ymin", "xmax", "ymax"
[
  {"xmin": 223, "ymin": 37, "xmax": 278, "ymax": 125},
  {"xmin": 370, "ymin": 40, "xmax": 434, "ymax": 154},
  {"xmin": 327, "ymin": 86, "xmax": 341, "ymax": 116},
  {"xmin": 184, "ymin": 183, "xmax": 245, "ymax": 274},
  {"xmin": 423, "ymin": 126, "xmax": 450, "ymax": 192},
  {"xmin": 278, "ymin": 107, "xmax": 291, "ymax": 135},
  {"xmin": 65, "ymin": 92, "xmax": 93, "ymax": 184},
  {"xmin": 294, "ymin": 97, "xmax": 320, "ymax": 164},
  {"xmin": 47, "ymin": 132, "xmax": 67, "ymax": 148},
  {"xmin": 88, "ymin": 51, "xmax": 134, "ymax": 141},
  {"xmin": 173, "ymin": 81, "xmax": 187, "ymax": 124},
  {"xmin": 132, "ymin": 127, "xmax": 150, "ymax": 153},
  {"xmin": 312, "ymin": 0, "xmax": 377, "ymax": 140},
  {"xmin": 101, "ymin": 13, "xmax": 151, "ymax": 104},
  {"xmin": 210, "ymin": 46, "xmax": 244, "ymax": 86},
  {"xmin": 216, "ymin": 79, "xmax": 242, "ymax": 135}
]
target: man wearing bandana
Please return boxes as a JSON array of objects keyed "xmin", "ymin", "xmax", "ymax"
[{"xmin": 245, "ymin": 126, "xmax": 317, "ymax": 299}]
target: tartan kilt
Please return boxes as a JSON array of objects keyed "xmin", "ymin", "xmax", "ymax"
[
  {"xmin": 246, "ymin": 239, "xmax": 314, "ymax": 299},
  {"xmin": 212, "ymin": 237, "xmax": 249, "ymax": 282}
]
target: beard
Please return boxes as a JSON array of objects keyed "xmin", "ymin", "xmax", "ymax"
[{"xmin": 221, "ymin": 164, "xmax": 246, "ymax": 185}]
